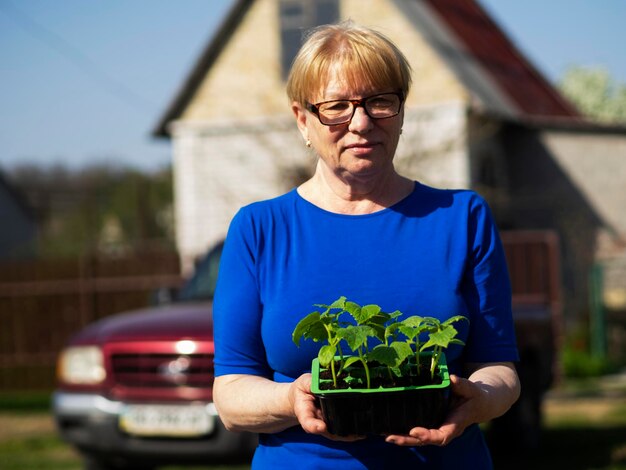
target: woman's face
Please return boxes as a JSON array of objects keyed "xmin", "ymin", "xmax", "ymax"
[{"xmin": 293, "ymin": 71, "xmax": 404, "ymax": 186}]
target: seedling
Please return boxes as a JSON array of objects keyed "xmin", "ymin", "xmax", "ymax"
[
  {"xmin": 292, "ymin": 296, "xmax": 349, "ymax": 388},
  {"xmin": 419, "ymin": 315, "xmax": 468, "ymax": 379},
  {"xmin": 293, "ymin": 297, "xmax": 468, "ymax": 389}
]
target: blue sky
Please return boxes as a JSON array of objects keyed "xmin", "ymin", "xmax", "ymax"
[{"xmin": 1, "ymin": 0, "xmax": 625, "ymax": 172}]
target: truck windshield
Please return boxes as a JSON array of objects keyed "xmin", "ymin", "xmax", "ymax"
[{"xmin": 177, "ymin": 242, "xmax": 224, "ymax": 302}]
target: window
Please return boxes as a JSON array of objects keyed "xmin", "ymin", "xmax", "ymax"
[
  {"xmin": 178, "ymin": 241, "xmax": 224, "ymax": 301},
  {"xmin": 279, "ymin": 0, "xmax": 339, "ymax": 79}
]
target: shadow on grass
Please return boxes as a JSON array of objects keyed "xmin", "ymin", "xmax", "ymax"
[{"xmin": 489, "ymin": 426, "xmax": 626, "ymax": 470}]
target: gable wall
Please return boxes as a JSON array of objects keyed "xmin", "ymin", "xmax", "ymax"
[
  {"xmin": 540, "ymin": 131, "xmax": 626, "ymax": 237},
  {"xmin": 182, "ymin": 0, "xmax": 287, "ymax": 121},
  {"xmin": 541, "ymin": 130, "xmax": 626, "ymax": 313}
]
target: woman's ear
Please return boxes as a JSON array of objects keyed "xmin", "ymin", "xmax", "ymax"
[{"xmin": 292, "ymin": 101, "xmax": 309, "ymax": 142}]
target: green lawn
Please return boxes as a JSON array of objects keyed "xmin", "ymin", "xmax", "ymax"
[{"xmin": 0, "ymin": 393, "xmax": 251, "ymax": 470}]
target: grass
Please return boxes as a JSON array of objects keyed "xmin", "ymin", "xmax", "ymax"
[
  {"xmin": 0, "ymin": 424, "xmax": 250, "ymax": 470},
  {"xmin": 1, "ymin": 382, "xmax": 626, "ymax": 470},
  {"xmin": 490, "ymin": 395, "xmax": 626, "ymax": 470},
  {"xmin": 0, "ymin": 391, "xmax": 251, "ymax": 470}
]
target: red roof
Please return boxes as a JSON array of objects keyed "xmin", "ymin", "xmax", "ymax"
[{"xmin": 425, "ymin": 0, "xmax": 582, "ymax": 121}]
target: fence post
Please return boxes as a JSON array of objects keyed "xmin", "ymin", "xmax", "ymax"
[
  {"xmin": 589, "ymin": 263, "xmax": 607, "ymax": 359},
  {"xmin": 78, "ymin": 254, "xmax": 94, "ymax": 326}
]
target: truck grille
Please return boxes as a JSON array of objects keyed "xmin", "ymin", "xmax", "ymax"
[{"xmin": 111, "ymin": 353, "xmax": 214, "ymax": 388}]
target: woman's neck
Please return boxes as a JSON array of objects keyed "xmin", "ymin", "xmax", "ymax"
[{"xmin": 298, "ymin": 164, "xmax": 414, "ymax": 215}]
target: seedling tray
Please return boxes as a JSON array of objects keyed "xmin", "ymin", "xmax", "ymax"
[{"xmin": 311, "ymin": 354, "xmax": 450, "ymax": 436}]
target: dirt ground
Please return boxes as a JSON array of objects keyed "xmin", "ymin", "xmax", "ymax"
[
  {"xmin": 545, "ymin": 395, "xmax": 626, "ymax": 422},
  {"xmin": 0, "ymin": 413, "xmax": 55, "ymax": 441}
]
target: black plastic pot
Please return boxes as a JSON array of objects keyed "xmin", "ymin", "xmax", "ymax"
[{"xmin": 311, "ymin": 352, "xmax": 451, "ymax": 436}]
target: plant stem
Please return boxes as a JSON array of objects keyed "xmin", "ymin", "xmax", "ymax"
[
  {"xmin": 358, "ymin": 349, "xmax": 371, "ymax": 389},
  {"xmin": 430, "ymin": 348, "xmax": 440, "ymax": 380},
  {"xmin": 324, "ymin": 324, "xmax": 338, "ymax": 387},
  {"xmin": 415, "ymin": 348, "xmax": 421, "ymax": 376}
]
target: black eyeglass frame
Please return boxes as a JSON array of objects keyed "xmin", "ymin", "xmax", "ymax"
[{"xmin": 305, "ymin": 91, "xmax": 405, "ymax": 126}]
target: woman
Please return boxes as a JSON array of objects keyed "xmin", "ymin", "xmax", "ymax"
[{"xmin": 213, "ymin": 21, "xmax": 520, "ymax": 469}]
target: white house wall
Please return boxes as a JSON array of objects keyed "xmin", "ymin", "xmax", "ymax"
[
  {"xmin": 396, "ymin": 101, "xmax": 469, "ymax": 189},
  {"xmin": 541, "ymin": 131, "xmax": 626, "ymax": 237},
  {"xmin": 541, "ymin": 129, "xmax": 626, "ymax": 310}
]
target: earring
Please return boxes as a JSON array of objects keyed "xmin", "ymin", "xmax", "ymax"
[
  {"xmin": 306, "ymin": 139, "xmax": 312, "ymax": 148},
  {"xmin": 399, "ymin": 128, "xmax": 403, "ymax": 135}
]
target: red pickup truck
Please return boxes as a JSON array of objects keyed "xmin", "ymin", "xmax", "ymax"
[
  {"xmin": 53, "ymin": 231, "xmax": 561, "ymax": 468},
  {"xmin": 52, "ymin": 242, "xmax": 256, "ymax": 470}
]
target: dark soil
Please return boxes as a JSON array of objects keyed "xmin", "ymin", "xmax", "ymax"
[{"xmin": 318, "ymin": 361, "xmax": 443, "ymax": 390}]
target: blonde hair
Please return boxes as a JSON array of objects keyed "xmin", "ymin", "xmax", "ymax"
[{"xmin": 286, "ymin": 20, "xmax": 412, "ymax": 105}]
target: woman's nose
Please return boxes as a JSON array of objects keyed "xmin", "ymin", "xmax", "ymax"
[{"xmin": 348, "ymin": 106, "xmax": 373, "ymax": 133}]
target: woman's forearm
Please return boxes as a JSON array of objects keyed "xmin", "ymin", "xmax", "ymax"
[
  {"xmin": 465, "ymin": 362, "xmax": 521, "ymax": 422},
  {"xmin": 213, "ymin": 374, "xmax": 300, "ymax": 433}
]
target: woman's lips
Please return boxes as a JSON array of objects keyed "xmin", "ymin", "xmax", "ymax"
[{"xmin": 345, "ymin": 142, "xmax": 378, "ymax": 153}]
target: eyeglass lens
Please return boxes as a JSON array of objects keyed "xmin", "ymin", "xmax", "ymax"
[{"xmin": 317, "ymin": 93, "xmax": 401, "ymax": 125}]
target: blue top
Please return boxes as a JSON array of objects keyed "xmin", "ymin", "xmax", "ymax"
[{"xmin": 213, "ymin": 182, "xmax": 519, "ymax": 469}]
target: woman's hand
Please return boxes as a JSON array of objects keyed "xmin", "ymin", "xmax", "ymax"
[
  {"xmin": 290, "ymin": 373, "xmax": 365, "ymax": 442},
  {"xmin": 384, "ymin": 374, "xmax": 480, "ymax": 446},
  {"xmin": 385, "ymin": 362, "xmax": 520, "ymax": 447}
]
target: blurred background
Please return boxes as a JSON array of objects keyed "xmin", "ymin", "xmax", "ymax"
[{"xmin": 1, "ymin": 1, "xmax": 626, "ymax": 469}]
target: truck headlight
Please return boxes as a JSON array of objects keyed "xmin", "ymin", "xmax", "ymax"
[{"xmin": 58, "ymin": 346, "xmax": 106, "ymax": 385}]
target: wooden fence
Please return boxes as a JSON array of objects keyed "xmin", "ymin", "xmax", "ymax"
[
  {"xmin": 0, "ymin": 250, "xmax": 182, "ymax": 390},
  {"xmin": 0, "ymin": 231, "xmax": 566, "ymax": 391}
]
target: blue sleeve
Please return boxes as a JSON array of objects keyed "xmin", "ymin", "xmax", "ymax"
[
  {"xmin": 213, "ymin": 208, "xmax": 272, "ymax": 378},
  {"xmin": 462, "ymin": 195, "xmax": 519, "ymax": 363}
]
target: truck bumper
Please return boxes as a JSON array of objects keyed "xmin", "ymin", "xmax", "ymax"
[{"xmin": 52, "ymin": 391, "xmax": 256, "ymax": 464}]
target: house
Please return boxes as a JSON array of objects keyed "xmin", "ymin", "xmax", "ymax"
[
  {"xmin": 0, "ymin": 171, "xmax": 37, "ymax": 259},
  {"xmin": 153, "ymin": 0, "xmax": 626, "ymax": 338}
]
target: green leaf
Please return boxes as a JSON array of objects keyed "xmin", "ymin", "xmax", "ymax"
[
  {"xmin": 368, "ymin": 312, "xmax": 391, "ymax": 327},
  {"xmin": 315, "ymin": 296, "xmax": 346, "ymax": 312},
  {"xmin": 318, "ymin": 344, "xmax": 337, "ymax": 366},
  {"xmin": 292, "ymin": 311, "xmax": 320, "ymax": 346},
  {"xmin": 423, "ymin": 317, "xmax": 442, "ymax": 328},
  {"xmin": 307, "ymin": 322, "xmax": 331, "ymax": 343},
  {"xmin": 357, "ymin": 304, "xmax": 382, "ymax": 323},
  {"xmin": 368, "ymin": 324, "xmax": 386, "ymax": 343},
  {"xmin": 383, "ymin": 322, "xmax": 401, "ymax": 340},
  {"xmin": 343, "ymin": 356, "xmax": 361, "ymax": 369},
  {"xmin": 390, "ymin": 341, "xmax": 413, "ymax": 361},
  {"xmin": 339, "ymin": 325, "xmax": 375, "ymax": 352},
  {"xmin": 369, "ymin": 341, "xmax": 412, "ymax": 367},
  {"xmin": 344, "ymin": 301, "xmax": 361, "ymax": 319},
  {"xmin": 368, "ymin": 345, "xmax": 400, "ymax": 367},
  {"xmin": 388, "ymin": 310, "xmax": 403, "ymax": 321},
  {"xmin": 421, "ymin": 325, "xmax": 459, "ymax": 350},
  {"xmin": 398, "ymin": 316, "xmax": 431, "ymax": 340},
  {"xmin": 442, "ymin": 315, "xmax": 469, "ymax": 327},
  {"xmin": 401, "ymin": 315, "xmax": 425, "ymax": 328},
  {"xmin": 329, "ymin": 296, "xmax": 347, "ymax": 309}
]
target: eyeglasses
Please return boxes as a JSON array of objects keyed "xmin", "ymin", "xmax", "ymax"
[{"xmin": 305, "ymin": 92, "xmax": 404, "ymax": 126}]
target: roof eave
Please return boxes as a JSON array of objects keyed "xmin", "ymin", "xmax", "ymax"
[
  {"xmin": 469, "ymin": 105, "xmax": 626, "ymax": 134},
  {"xmin": 152, "ymin": 0, "xmax": 255, "ymax": 138}
]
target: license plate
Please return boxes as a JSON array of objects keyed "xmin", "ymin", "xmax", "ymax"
[{"xmin": 120, "ymin": 404, "xmax": 215, "ymax": 437}]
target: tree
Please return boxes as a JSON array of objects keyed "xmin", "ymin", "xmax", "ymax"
[
  {"xmin": 6, "ymin": 163, "xmax": 175, "ymax": 257},
  {"xmin": 558, "ymin": 65, "xmax": 626, "ymax": 124}
]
